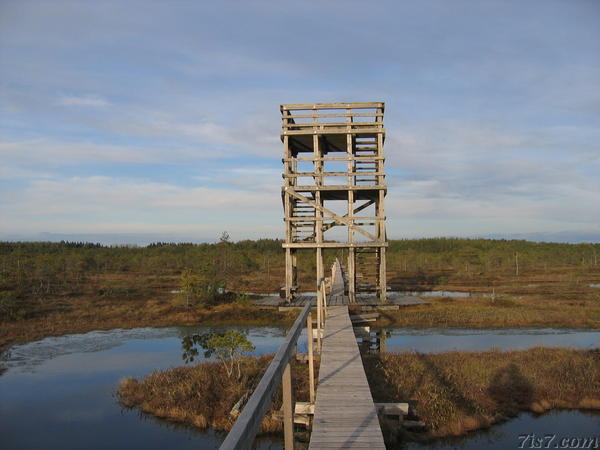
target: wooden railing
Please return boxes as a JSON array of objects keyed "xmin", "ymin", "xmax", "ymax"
[
  {"xmin": 220, "ymin": 279, "xmax": 327, "ymax": 450},
  {"xmin": 280, "ymin": 102, "xmax": 385, "ymax": 136}
]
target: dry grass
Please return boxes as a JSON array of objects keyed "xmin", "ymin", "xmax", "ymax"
[
  {"xmin": 364, "ymin": 347, "xmax": 600, "ymax": 442},
  {"xmin": 3, "ymin": 259, "xmax": 599, "ymax": 352},
  {"xmin": 117, "ymin": 347, "xmax": 600, "ymax": 442},
  {"xmin": 376, "ymin": 293, "xmax": 600, "ymax": 328},
  {"xmin": 0, "ymin": 298, "xmax": 295, "ymax": 352},
  {"xmin": 117, "ymin": 354, "xmax": 319, "ymax": 433},
  {"xmin": 383, "ymin": 264, "xmax": 600, "ymax": 328}
]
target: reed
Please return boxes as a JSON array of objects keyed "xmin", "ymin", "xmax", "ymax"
[
  {"xmin": 364, "ymin": 347, "xmax": 600, "ymax": 442},
  {"xmin": 375, "ymin": 293, "xmax": 600, "ymax": 328},
  {"xmin": 117, "ymin": 355, "xmax": 318, "ymax": 433}
]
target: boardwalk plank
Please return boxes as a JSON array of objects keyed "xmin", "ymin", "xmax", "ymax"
[{"xmin": 309, "ymin": 306, "xmax": 385, "ymax": 449}]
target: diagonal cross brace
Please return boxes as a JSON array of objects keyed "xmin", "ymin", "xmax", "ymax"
[
  {"xmin": 285, "ymin": 188, "xmax": 379, "ymax": 241},
  {"xmin": 322, "ymin": 199, "xmax": 375, "ymax": 232}
]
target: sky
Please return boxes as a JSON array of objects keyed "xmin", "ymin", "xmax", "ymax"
[{"xmin": 1, "ymin": 0, "xmax": 599, "ymax": 244}]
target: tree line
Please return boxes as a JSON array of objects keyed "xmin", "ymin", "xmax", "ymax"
[{"xmin": 1, "ymin": 237, "xmax": 598, "ymax": 319}]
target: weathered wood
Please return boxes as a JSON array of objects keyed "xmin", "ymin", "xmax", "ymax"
[
  {"xmin": 287, "ymin": 112, "xmax": 383, "ymax": 118},
  {"xmin": 403, "ymin": 420, "xmax": 426, "ymax": 430},
  {"xmin": 294, "ymin": 415, "xmax": 311, "ymax": 427},
  {"xmin": 320, "ymin": 279, "xmax": 328, "ymax": 321},
  {"xmin": 307, "ymin": 312, "xmax": 315, "ymax": 404},
  {"xmin": 288, "ymin": 216, "xmax": 379, "ymax": 222},
  {"xmin": 277, "ymin": 292, "xmax": 426, "ymax": 309},
  {"xmin": 291, "ymin": 185, "xmax": 387, "ymax": 192},
  {"xmin": 229, "ymin": 391, "xmax": 250, "ymax": 418},
  {"xmin": 309, "ymin": 306, "xmax": 385, "ymax": 448},
  {"xmin": 374, "ymin": 403, "xmax": 409, "ymax": 416},
  {"xmin": 350, "ymin": 313, "xmax": 380, "ymax": 323},
  {"xmin": 285, "ymin": 188, "xmax": 379, "ymax": 241},
  {"xmin": 330, "ymin": 259, "xmax": 345, "ymax": 296},
  {"xmin": 285, "ymin": 121, "xmax": 381, "ymax": 128},
  {"xmin": 219, "ymin": 303, "xmax": 310, "ymax": 450},
  {"xmin": 284, "ymin": 156, "xmax": 385, "ymax": 162},
  {"xmin": 282, "ymin": 362, "xmax": 294, "ymax": 449},
  {"xmin": 295, "ymin": 401, "xmax": 315, "ymax": 415},
  {"xmin": 281, "ymin": 100, "xmax": 387, "ymax": 318},
  {"xmin": 283, "ymin": 128, "xmax": 386, "ymax": 136},
  {"xmin": 281, "ymin": 102, "xmax": 384, "ymax": 110}
]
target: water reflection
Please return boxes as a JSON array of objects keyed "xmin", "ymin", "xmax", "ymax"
[
  {"xmin": 0, "ymin": 325, "xmax": 288, "ymax": 450},
  {"xmin": 1, "ymin": 324, "xmax": 598, "ymax": 449},
  {"xmin": 1, "ymin": 325, "xmax": 287, "ymax": 374}
]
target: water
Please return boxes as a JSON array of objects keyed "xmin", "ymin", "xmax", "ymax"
[
  {"xmin": 1, "ymin": 326, "xmax": 597, "ymax": 449},
  {"xmin": 590, "ymin": 283, "xmax": 600, "ymax": 288},
  {"xmin": 370, "ymin": 328, "xmax": 600, "ymax": 353},
  {"xmin": 407, "ymin": 410, "xmax": 600, "ymax": 450},
  {"xmin": 0, "ymin": 325, "xmax": 291, "ymax": 450}
]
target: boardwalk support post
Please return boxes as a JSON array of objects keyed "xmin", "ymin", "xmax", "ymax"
[
  {"xmin": 316, "ymin": 288, "xmax": 322, "ymax": 353},
  {"xmin": 282, "ymin": 362, "xmax": 294, "ymax": 449},
  {"xmin": 307, "ymin": 312, "xmax": 315, "ymax": 404},
  {"xmin": 320, "ymin": 279, "xmax": 328, "ymax": 320}
]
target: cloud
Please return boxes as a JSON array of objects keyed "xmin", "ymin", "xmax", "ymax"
[
  {"xmin": 376, "ymin": 119, "xmax": 600, "ymax": 239},
  {"xmin": 0, "ymin": 138, "xmax": 223, "ymax": 166},
  {"xmin": 386, "ymin": 122, "xmax": 600, "ymax": 201},
  {"xmin": 0, "ymin": 175, "xmax": 283, "ymax": 237},
  {"xmin": 93, "ymin": 109, "xmax": 280, "ymax": 157},
  {"xmin": 57, "ymin": 94, "xmax": 109, "ymax": 107},
  {"xmin": 0, "ymin": 1, "xmax": 598, "ymax": 241},
  {"xmin": 0, "ymin": 165, "xmax": 53, "ymax": 180}
]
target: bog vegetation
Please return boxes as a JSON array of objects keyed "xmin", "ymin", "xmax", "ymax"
[
  {"xmin": 1, "ymin": 237, "xmax": 599, "ymax": 348},
  {"xmin": 117, "ymin": 348, "xmax": 599, "ymax": 442},
  {"xmin": 118, "ymin": 355, "xmax": 317, "ymax": 433},
  {"xmin": 365, "ymin": 348, "xmax": 600, "ymax": 441},
  {"xmin": 181, "ymin": 330, "xmax": 255, "ymax": 379}
]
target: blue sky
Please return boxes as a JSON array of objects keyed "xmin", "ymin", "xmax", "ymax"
[{"xmin": 1, "ymin": 0, "xmax": 599, "ymax": 244}]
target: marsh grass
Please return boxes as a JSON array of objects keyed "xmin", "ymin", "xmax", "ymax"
[
  {"xmin": 117, "ymin": 355, "xmax": 319, "ymax": 433},
  {"xmin": 116, "ymin": 348, "xmax": 599, "ymax": 443},
  {"xmin": 364, "ymin": 347, "xmax": 600, "ymax": 442},
  {"xmin": 3, "ymin": 242, "xmax": 600, "ymax": 351},
  {"xmin": 376, "ymin": 293, "xmax": 600, "ymax": 328}
]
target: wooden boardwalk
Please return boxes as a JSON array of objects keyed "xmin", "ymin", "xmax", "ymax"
[
  {"xmin": 255, "ymin": 294, "xmax": 429, "ymax": 308},
  {"xmin": 309, "ymin": 305, "xmax": 386, "ymax": 449},
  {"xmin": 330, "ymin": 259, "xmax": 345, "ymax": 296}
]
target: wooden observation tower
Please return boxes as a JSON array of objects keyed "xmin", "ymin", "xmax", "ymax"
[{"xmin": 281, "ymin": 102, "xmax": 388, "ymax": 303}]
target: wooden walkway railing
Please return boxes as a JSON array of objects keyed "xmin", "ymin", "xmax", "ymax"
[
  {"xmin": 220, "ymin": 279, "xmax": 328, "ymax": 450},
  {"xmin": 220, "ymin": 267, "xmax": 385, "ymax": 449},
  {"xmin": 220, "ymin": 268, "xmax": 385, "ymax": 449}
]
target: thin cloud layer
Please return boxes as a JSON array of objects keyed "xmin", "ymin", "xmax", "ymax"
[
  {"xmin": 57, "ymin": 95, "xmax": 110, "ymax": 108},
  {"xmin": 0, "ymin": 0, "xmax": 599, "ymax": 242}
]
